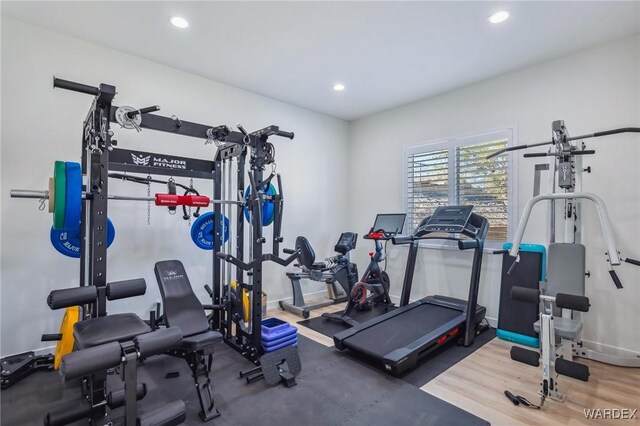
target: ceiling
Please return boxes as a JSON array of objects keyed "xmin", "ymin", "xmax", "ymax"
[{"xmin": 2, "ymin": 1, "xmax": 639, "ymax": 121}]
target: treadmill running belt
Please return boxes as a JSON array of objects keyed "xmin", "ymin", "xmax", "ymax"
[{"xmin": 344, "ymin": 304, "xmax": 462, "ymax": 358}]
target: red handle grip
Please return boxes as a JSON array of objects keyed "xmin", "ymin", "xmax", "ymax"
[{"xmin": 155, "ymin": 194, "xmax": 210, "ymax": 207}]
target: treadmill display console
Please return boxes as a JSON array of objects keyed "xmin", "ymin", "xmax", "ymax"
[{"xmin": 423, "ymin": 206, "xmax": 474, "ymax": 233}]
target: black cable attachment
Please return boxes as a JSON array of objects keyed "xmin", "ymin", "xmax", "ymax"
[
  {"xmin": 167, "ymin": 179, "xmax": 177, "ymax": 215},
  {"xmin": 504, "ymin": 390, "xmax": 544, "ymax": 409}
]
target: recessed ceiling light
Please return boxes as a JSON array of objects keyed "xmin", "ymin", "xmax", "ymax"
[
  {"xmin": 170, "ymin": 16, "xmax": 189, "ymax": 29},
  {"xmin": 333, "ymin": 83, "xmax": 345, "ymax": 91},
  {"xmin": 488, "ymin": 11, "xmax": 509, "ymax": 24}
]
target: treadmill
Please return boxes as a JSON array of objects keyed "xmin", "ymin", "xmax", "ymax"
[{"xmin": 333, "ymin": 205, "xmax": 488, "ymax": 375}]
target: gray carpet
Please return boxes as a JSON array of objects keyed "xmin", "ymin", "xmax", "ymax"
[{"xmin": 1, "ymin": 336, "xmax": 489, "ymax": 425}]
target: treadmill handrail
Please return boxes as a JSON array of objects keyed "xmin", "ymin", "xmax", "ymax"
[{"xmin": 392, "ymin": 234, "xmax": 479, "ymax": 248}]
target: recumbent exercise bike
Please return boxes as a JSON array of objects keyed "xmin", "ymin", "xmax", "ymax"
[{"xmin": 278, "ymin": 233, "xmax": 359, "ymax": 318}]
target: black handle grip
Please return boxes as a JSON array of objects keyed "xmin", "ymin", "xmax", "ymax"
[
  {"xmin": 609, "ymin": 270, "xmax": 623, "ymax": 289},
  {"xmin": 625, "ymin": 257, "xmax": 640, "ymax": 266},
  {"xmin": 127, "ymin": 105, "xmax": 160, "ymax": 118},
  {"xmin": 555, "ymin": 293, "xmax": 590, "ymax": 312},
  {"xmin": 504, "ymin": 390, "xmax": 520, "ymax": 406},
  {"xmin": 391, "ymin": 235, "xmax": 413, "ymax": 245},
  {"xmin": 215, "ymin": 252, "xmax": 228, "ymax": 260},
  {"xmin": 511, "ymin": 286, "xmax": 540, "ymax": 304},
  {"xmin": 523, "ymin": 152, "xmax": 549, "ymax": 158},
  {"xmin": 283, "ymin": 248, "xmax": 296, "ymax": 254},
  {"xmin": 276, "ymin": 130, "xmax": 295, "ymax": 139},
  {"xmin": 572, "ymin": 150, "xmax": 595, "ymax": 156},
  {"xmin": 53, "ymin": 77, "xmax": 99, "ymax": 96},
  {"xmin": 492, "ymin": 249, "xmax": 509, "ymax": 254},
  {"xmin": 204, "ymin": 284, "xmax": 213, "ymax": 297},
  {"xmin": 593, "ymin": 127, "xmax": 640, "ymax": 138},
  {"xmin": 458, "ymin": 239, "xmax": 479, "ymax": 250},
  {"xmin": 41, "ymin": 333, "xmax": 63, "ymax": 342}
]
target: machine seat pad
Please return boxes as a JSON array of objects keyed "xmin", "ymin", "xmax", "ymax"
[
  {"xmin": 533, "ymin": 317, "xmax": 583, "ymax": 340},
  {"xmin": 74, "ymin": 313, "xmax": 151, "ymax": 350},
  {"xmin": 311, "ymin": 262, "xmax": 327, "ymax": 269},
  {"xmin": 180, "ymin": 330, "xmax": 223, "ymax": 352}
]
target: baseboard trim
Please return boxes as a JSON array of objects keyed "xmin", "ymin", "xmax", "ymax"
[{"xmin": 267, "ymin": 289, "xmax": 330, "ymax": 311}]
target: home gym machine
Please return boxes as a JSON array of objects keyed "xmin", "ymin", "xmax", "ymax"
[
  {"xmin": 487, "ymin": 121, "xmax": 640, "ymax": 406},
  {"xmin": 208, "ymin": 110, "xmax": 303, "ymax": 387},
  {"xmin": 278, "ymin": 232, "xmax": 359, "ymax": 319},
  {"xmin": 9, "ymin": 76, "xmax": 302, "ymax": 422},
  {"xmin": 334, "ymin": 206, "xmax": 488, "ymax": 375},
  {"xmin": 322, "ymin": 213, "xmax": 406, "ymax": 327}
]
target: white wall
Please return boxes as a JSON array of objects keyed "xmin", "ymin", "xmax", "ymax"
[
  {"xmin": 0, "ymin": 17, "xmax": 349, "ymax": 357},
  {"xmin": 348, "ymin": 35, "xmax": 640, "ymax": 354}
]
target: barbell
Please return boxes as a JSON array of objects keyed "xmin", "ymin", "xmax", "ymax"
[
  {"xmin": 10, "ymin": 161, "xmax": 245, "ymax": 231},
  {"xmin": 11, "ymin": 161, "xmax": 277, "ymax": 255}
]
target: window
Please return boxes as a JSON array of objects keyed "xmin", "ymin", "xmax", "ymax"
[{"xmin": 405, "ymin": 129, "xmax": 515, "ymax": 242}]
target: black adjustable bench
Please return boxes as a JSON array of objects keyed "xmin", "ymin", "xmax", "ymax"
[{"xmin": 155, "ymin": 260, "xmax": 223, "ymax": 422}]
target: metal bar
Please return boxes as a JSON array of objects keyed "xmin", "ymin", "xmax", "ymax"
[
  {"xmin": 110, "ymin": 107, "xmax": 250, "ymax": 145},
  {"xmin": 510, "ymin": 192, "xmax": 621, "ymax": 266},
  {"xmin": 109, "ymin": 163, "xmax": 215, "ymax": 180},
  {"xmin": 212, "ymin": 159, "xmax": 222, "ymax": 332},
  {"xmin": 463, "ymin": 217, "xmax": 488, "ymax": 346},
  {"xmin": 399, "ymin": 241, "xmax": 419, "ymax": 306},
  {"xmin": 10, "ymin": 190, "xmax": 243, "ymax": 204}
]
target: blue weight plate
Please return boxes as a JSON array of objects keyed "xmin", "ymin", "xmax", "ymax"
[
  {"xmin": 191, "ymin": 212, "xmax": 230, "ymax": 250},
  {"xmin": 50, "ymin": 218, "xmax": 115, "ymax": 258},
  {"xmin": 243, "ymin": 183, "xmax": 276, "ymax": 226},
  {"xmin": 64, "ymin": 162, "xmax": 82, "ymax": 231}
]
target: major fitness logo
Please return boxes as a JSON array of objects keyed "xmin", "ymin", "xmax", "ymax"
[
  {"xmin": 162, "ymin": 270, "xmax": 185, "ymax": 280},
  {"xmin": 131, "ymin": 153, "xmax": 186, "ymax": 170},
  {"xmin": 131, "ymin": 154, "xmax": 151, "ymax": 166},
  {"xmin": 584, "ymin": 409, "xmax": 638, "ymax": 420}
]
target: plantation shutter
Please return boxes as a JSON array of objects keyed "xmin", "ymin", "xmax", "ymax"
[
  {"xmin": 455, "ymin": 139, "xmax": 508, "ymax": 241},
  {"xmin": 406, "ymin": 133, "xmax": 510, "ymax": 241},
  {"xmin": 406, "ymin": 148, "xmax": 449, "ymax": 231}
]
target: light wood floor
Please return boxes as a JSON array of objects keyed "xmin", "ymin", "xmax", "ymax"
[{"xmin": 270, "ymin": 298, "xmax": 640, "ymax": 426}]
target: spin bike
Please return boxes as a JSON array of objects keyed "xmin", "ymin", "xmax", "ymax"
[{"xmin": 323, "ymin": 214, "xmax": 406, "ymax": 327}]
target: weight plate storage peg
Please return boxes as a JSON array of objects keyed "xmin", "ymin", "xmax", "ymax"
[
  {"xmin": 53, "ymin": 161, "xmax": 67, "ymax": 230},
  {"xmin": 243, "ymin": 183, "xmax": 277, "ymax": 226},
  {"xmin": 50, "ymin": 218, "xmax": 115, "ymax": 258},
  {"xmin": 191, "ymin": 212, "xmax": 230, "ymax": 250}
]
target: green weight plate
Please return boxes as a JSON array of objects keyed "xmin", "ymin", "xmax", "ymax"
[{"xmin": 53, "ymin": 161, "xmax": 66, "ymax": 230}]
